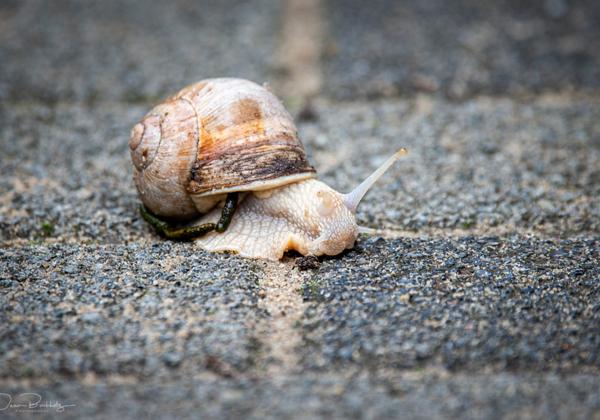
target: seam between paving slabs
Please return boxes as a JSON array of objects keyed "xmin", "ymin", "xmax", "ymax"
[
  {"xmin": 230, "ymin": 0, "xmax": 324, "ymax": 378},
  {"xmin": 274, "ymin": 0, "xmax": 325, "ymax": 106},
  {"xmin": 252, "ymin": 260, "xmax": 309, "ymax": 376}
]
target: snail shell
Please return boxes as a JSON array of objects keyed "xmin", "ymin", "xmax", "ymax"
[
  {"xmin": 129, "ymin": 78, "xmax": 316, "ymax": 219},
  {"xmin": 130, "ymin": 78, "xmax": 406, "ymax": 260}
]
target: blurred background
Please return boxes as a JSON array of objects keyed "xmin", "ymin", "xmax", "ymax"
[
  {"xmin": 1, "ymin": 1, "xmax": 599, "ymax": 418},
  {"xmin": 1, "ymin": 0, "xmax": 599, "ymax": 102}
]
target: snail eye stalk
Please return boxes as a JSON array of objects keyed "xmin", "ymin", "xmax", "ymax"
[{"xmin": 343, "ymin": 148, "xmax": 408, "ymax": 213}]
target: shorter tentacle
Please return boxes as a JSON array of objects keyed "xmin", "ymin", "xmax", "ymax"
[{"xmin": 216, "ymin": 193, "xmax": 239, "ymax": 233}]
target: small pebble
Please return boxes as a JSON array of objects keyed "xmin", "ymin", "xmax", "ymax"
[{"xmin": 295, "ymin": 255, "xmax": 320, "ymax": 271}]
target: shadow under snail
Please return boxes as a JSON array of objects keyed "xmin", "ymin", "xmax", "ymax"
[{"xmin": 129, "ymin": 78, "xmax": 407, "ymax": 261}]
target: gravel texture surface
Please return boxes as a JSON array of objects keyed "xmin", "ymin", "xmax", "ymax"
[
  {"xmin": 1, "ymin": 0, "xmax": 599, "ymax": 418},
  {"xmin": 0, "ymin": 103, "xmax": 146, "ymax": 243},
  {"xmin": 0, "ymin": 0, "xmax": 280, "ymax": 102},
  {"xmin": 0, "ymin": 103, "xmax": 145, "ymax": 243},
  {"xmin": 1, "ymin": 373, "xmax": 599, "ymax": 419},
  {"xmin": 0, "ymin": 243, "xmax": 262, "ymax": 380},
  {"xmin": 300, "ymin": 237, "xmax": 599, "ymax": 373},
  {"xmin": 324, "ymin": 0, "xmax": 600, "ymax": 99},
  {"xmin": 300, "ymin": 96, "xmax": 600, "ymax": 235},
  {"xmin": 3, "ymin": 97, "xmax": 597, "ymax": 243}
]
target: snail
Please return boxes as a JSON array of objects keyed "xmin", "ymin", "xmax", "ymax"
[{"xmin": 129, "ymin": 78, "xmax": 406, "ymax": 261}]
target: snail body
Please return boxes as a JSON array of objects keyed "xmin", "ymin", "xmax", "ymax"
[
  {"xmin": 130, "ymin": 78, "xmax": 405, "ymax": 260},
  {"xmin": 189, "ymin": 178, "xmax": 358, "ymax": 260}
]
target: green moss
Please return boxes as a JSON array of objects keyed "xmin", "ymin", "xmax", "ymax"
[
  {"xmin": 41, "ymin": 221, "xmax": 55, "ymax": 236},
  {"xmin": 305, "ymin": 276, "xmax": 321, "ymax": 299},
  {"xmin": 461, "ymin": 219, "xmax": 476, "ymax": 229}
]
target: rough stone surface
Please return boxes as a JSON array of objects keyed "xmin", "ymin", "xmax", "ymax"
[
  {"xmin": 1, "ymin": 373, "xmax": 599, "ymax": 419},
  {"xmin": 0, "ymin": 103, "xmax": 146, "ymax": 243},
  {"xmin": 3, "ymin": 96, "xmax": 597, "ymax": 244},
  {"xmin": 300, "ymin": 237, "xmax": 599, "ymax": 373},
  {"xmin": 0, "ymin": 0, "xmax": 280, "ymax": 102},
  {"xmin": 299, "ymin": 97, "xmax": 600, "ymax": 235},
  {"xmin": 1, "ymin": 0, "xmax": 599, "ymax": 418},
  {"xmin": 324, "ymin": 0, "xmax": 600, "ymax": 99},
  {"xmin": 0, "ymin": 243, "xmax": 263, "ymax": 380}
]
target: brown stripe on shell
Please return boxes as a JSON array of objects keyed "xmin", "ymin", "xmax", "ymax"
[
  {"xmin": 186, "ymin": 85, "xmax": 316, "ymax": 194},
  {"xmin": 232, "ymin": 98, "xmax": 265, "ymax": 133},
  {"xmin": 132, "ymin": 78, "xmax": 316, "ymax": 214},
  {"xmin": 188, "ymin": 141, "xmax": 315, "ymax": 194},
  {"xmin": 198, "ymin": 119, "xmax": 298, "ymax": 155}
]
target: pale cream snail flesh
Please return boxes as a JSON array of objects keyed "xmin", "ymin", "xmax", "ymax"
[{"xmin": 129, "ymin": 78, "xmax": 407, "ymax": 261}]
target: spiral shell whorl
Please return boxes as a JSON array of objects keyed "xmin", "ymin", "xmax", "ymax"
[
  {"xmin": 130, "ymin": 101, "xmax": 200, "ymax": 219},
  {"xmin": 129, "ymin": 78, "xmax": 316, "ymax": 220}
]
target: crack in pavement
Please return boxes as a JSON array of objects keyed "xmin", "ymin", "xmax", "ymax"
[
  {"xmin": 275, "ymin": 0, "xmax": 325, "ymax": 105},
  {"xmin": 254, "ymin": 260, "xmax": 308, "ymax": 376}
]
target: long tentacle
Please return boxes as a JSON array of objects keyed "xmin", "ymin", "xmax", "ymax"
[{"xmin": 343, "ymin": 148, "xmax": 408, "ymax": 213}]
